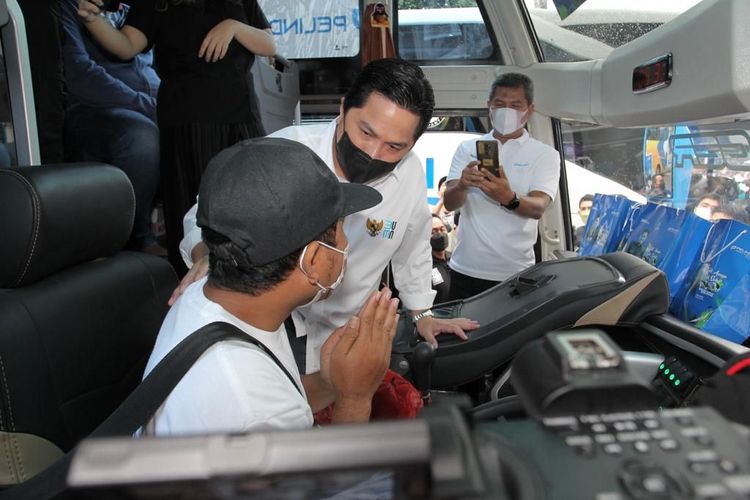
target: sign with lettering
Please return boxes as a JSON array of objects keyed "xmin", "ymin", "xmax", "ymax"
[{"xmin": 259, "ymin": 0, "xmax": 360, "ymax": 59}]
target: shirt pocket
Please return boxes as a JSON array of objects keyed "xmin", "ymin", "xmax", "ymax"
[{"xmin": 503, "ymin": 161, "xmax": 533, "ymax": 194}]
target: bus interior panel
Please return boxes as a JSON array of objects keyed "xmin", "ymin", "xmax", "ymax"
[{"xmin": 0, "ymin": 0, "xmax": 749, "ymax": 498}]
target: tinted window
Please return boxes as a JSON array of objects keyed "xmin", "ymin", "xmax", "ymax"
[{"xmin": 397, "ymin": 2, "xmax": 497, "ymax": 63}]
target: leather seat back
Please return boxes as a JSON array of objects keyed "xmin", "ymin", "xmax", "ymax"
[{"xmin": 0, "ymin": 164, "xmax": 177, "ymax": 484}]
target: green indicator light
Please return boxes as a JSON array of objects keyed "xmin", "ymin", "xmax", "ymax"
[
  {"xmin": 674, "ymin": 380, "xmax": 681, "ymax": 386},
  {"xmin": 664, "ymin": 369, "xmax": 670, "ymax": 375},
  {"xmin": 659, "ymin": 363, "xmax": 665, "ymax": 370},
  {"xmin": 669, "ymin": 374, "xmax": 675, "ymax": 381}
]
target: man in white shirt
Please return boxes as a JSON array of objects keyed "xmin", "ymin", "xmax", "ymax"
[
  {"xmin": 141, "ymin": 137, "xmax": 393, "ymax": 436},
  {"xmin": 174, "ymin": 59, "xmax": 479, "ymax": 373},
  {"xmin": 444, "ymin": 73, "xmax": 560, "ymax": 299}
]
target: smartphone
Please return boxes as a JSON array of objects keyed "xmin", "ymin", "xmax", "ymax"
[
  {"xmin": 100, "ymin": 0, "xmax": 121, "ymax": 12},
  {"xmin": 475, "ymin": 140, "xmax": 500, "ymax": 176}
]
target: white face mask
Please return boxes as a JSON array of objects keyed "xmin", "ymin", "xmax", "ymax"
[
  {"xmin": 694, "ymin": 206, "xmax": 713, "ymax": 220},
  {"xmin": 298, "ymin": 240, "xmax": 348, "ymax": 308},
  {"xmin": 490, "ymin": 107, "xmax": 527, "ymax": 136}
]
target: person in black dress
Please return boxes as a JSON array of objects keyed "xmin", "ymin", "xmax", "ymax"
[{"xmin": 76, "ymin": 0, "xmax": 275, "ymax": 272}]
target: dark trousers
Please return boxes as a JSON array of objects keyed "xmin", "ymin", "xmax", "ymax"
[
  {"xmin": 449, "ymin": 269, "xmax": 501, "ymax": 300},
  {"xmin": 65, "ymin": 105, "xmax": 160, "ymax": 250}
]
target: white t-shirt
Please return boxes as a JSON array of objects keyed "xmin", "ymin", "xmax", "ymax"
[
  {"xmin": 138, "ymin": 277, "xmax": 313, "ymax": 437},
  {"xmin": 447, "ymin": 131, "xmax": 560, "ymax": 281},
  {"xmin": 180, "ymin": 120, "xmax": 435, "ymax": 373}
]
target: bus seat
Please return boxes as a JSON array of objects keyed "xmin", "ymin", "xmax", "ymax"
[{"xmin": 0, "ymin": 164, "xmax": 177, "ymax": 486}]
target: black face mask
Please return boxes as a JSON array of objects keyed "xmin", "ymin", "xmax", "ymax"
[
  {"xmin": 430, "ymin": 233, "xmax": 449, "ymax": 252},
  {"xmin": 335, "ymin": 131, "xmax": 400, "ymax": 184}
]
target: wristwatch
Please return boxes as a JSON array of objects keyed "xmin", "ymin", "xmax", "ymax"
[
  {"xmin": 412, "ymin": 310, "xmax": 434, "ymax": 323},
  {"xmin": 502, "ymin": 192, "xmax": 521, "ymax": 211}
]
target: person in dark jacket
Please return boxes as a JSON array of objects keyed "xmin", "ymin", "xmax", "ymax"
[
  {"xmin": 76, "ymin": 0, "xmax": 276, "ymax": 271},
  {"xmin": 62, "ymin": 0, "xmax": 163, "ymax": 253}
]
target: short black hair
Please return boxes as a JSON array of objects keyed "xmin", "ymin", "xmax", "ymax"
[
  {"xmin": 205, "ymin": 224, "xmax": 338, "ymax": 296},
  {"xmin": 438, "ymin": 176, "xmax": 447, "ymax": 190},
  {"xmin": 343, "ymin": 58, "xmax": 435, "ymax": 141},
  {"xmin": 579, "ymin": 194, "xmax": 594, "ymax": 206},
  {"xmin": 431, "ymin": 213, "xmax": 449, "ymax": 232},
  {"xmin": 714, "ymin": 204, "xmax": 738, "ymax": 219},
  {"xmin": 489, "ymin": 73, "xmax": 534, "ymax": 104},
  {"xmin": 699, "ymin": 192, "xmax": 721, "ymax": 203}
]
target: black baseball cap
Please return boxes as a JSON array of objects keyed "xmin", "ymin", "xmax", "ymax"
[{"xmin": 197, "ymin": 137, "xmax": 382, "ymax": 265}]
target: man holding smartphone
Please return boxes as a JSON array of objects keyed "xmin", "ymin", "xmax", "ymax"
[{"xmin": 443, "ymin": 73, "xmax": 560, "ymax": 299}]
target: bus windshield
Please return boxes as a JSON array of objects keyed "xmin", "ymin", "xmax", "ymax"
[
  {"xmin": 644, "ymin": 121, "xmax": 750, "ymax": 218},
  {"xmin": 525, "ymin": 0, "xmax": 702, "ymax": 59},
  {"xmin": 523, "ymin": 0, "xmax": 749, "ymax": 225}
]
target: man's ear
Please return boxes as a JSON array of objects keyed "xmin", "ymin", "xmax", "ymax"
[
  {"xmin": 526, "ymin": 103, "xmax": 535, "ymax": 119},
  {"xmin": 300, "ymin": 242, "xmax": 322, "ymax": 285}
]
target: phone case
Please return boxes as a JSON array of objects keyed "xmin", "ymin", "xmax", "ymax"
[{"xmin": 476, "ymin": 140, "xmax": 500, "ymax": 176}]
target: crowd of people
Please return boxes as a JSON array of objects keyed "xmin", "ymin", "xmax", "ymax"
[
  {"xmin": 686, "ymin": 174, "xmax": 750, "ymax": 224},
  {"xmin": 64, "ymin": 0, "xmax": 564, "ymax": 446}
]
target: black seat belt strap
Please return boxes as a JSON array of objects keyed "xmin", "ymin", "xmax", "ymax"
[{"xmin": 0, "ymin": 321, "xmax": 301, "ymax": 500}]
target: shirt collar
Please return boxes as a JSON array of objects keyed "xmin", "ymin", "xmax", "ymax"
[
  {"xmin": 512, "ymin": 129, "xmax": 530, "ymax": 145},
  {"xmin": 488, "ymin": 128, "xmax": 530, "ymax": 146}
]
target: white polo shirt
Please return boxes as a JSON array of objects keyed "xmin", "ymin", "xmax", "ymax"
[
  {"xmin": 180, "ymin": 120, "xmax": 435, "ymax": 373},
  {"xmin": 139, "ymin": 277, "xmax": 313, "ymax": 437},
  {"xmin": 447, "ymin": 131, "xmax": 560, "ymax": 281}
]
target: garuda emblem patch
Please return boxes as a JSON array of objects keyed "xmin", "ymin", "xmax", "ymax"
[{"xmin": 366, "ymin": 218, "xmax": 384, "ymax": 237}]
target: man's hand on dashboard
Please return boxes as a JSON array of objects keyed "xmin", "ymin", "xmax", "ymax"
[{"xmin": 415, "ymin": 315, "xmax": 479, "ymax": 347}]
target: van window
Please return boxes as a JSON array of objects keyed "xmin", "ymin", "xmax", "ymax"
[{"xmin": 396, "ymin": 2, "xmax": 497, "ymax": 62}]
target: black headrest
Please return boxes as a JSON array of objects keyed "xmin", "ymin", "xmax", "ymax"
[{"xmin": 0, "ymin": 164, "xmax": 135, "ymax": 288}]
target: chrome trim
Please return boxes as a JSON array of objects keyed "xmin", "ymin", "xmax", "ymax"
[
  {"xmin": 490, "ymin": 366, "xmax": 512, "ymax": 401},
  {"xmin": 2, "ymin": 0, "xmax": 40, "ymax": 165}
]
